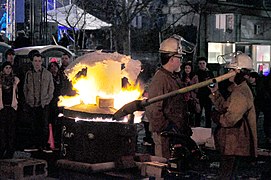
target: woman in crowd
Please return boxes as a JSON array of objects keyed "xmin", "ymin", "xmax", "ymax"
[
  {"xmin": 48, "ymin": 61, "xmax": 63, "ymax": 148},
  {"xmin": 181, "ymin": 61, "xmax": 200, "ymax": 126},
  {"xmin": 0, "ymin": 61, "xmax": 19, "ymax": 159}
]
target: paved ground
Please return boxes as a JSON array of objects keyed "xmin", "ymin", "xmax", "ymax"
[
  {"xmin": 135, "ymin": 113, "xmax": 271, "ymax": 179},
  {"xmin": 4, "ymin": 113, "xmax": 271, "ymax": 179}
]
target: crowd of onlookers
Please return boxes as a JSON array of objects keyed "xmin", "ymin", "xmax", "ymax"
[
  {"xmin": 0, "ymin": 30, "xmax": 31, "ymax": 49},
  {"xmin": 0, "ymin": 48, "xmax": 73, "ymax": 159}
]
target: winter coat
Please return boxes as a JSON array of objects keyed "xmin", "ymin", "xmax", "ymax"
[
  {"xmin": 196, "ymin": 68, "xmax": 214, "ymax": 97},
  {"xmin": 145, "ymin": 67, "xmax": 190, "ymax": 135},
  {"xmin": 209, "ymin": 81, "xmax": 257, "ymax": 157},
  {"xmin": 182, "ymin": 75, "xmax": 199, "ymax": 101},
  {"xmin": 182, "ymin": 75, "xmax": 201, "ymax": 114},
  {"xmin": 0, "ymin": 76, "xmax": 19, "ymax": 110},
  {"xmin": 24, "ymin": 68, "xmax": 54, "ymax": 108}
]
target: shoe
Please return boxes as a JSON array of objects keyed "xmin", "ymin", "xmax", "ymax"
[
  {"xmin": 42, "ymin": 147, "xmax": 53, "ymax": 153},
  {"xmin": 143, "ymin": 137, "xmax": 154, "ymax": 146},
  {"xmin": 41, "ymin": 146, "xmax": 53, "ymax": 153},
  {"xmin": 24, "ymin": 147, "xmax": 39, "ymax": 152},
  {"xmin": 142, "ymin": 141, "xmax": 153, "ymax": 146}
]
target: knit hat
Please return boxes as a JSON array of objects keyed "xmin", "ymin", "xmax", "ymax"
[{"xmin": 1, "ymin": 61, "xmax": 12, "ymax": 71}]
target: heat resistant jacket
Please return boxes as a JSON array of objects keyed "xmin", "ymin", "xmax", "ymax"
[
  {"xmin": 145, "ymin": 67, "xmax": 189, "ymax": 135},
  {"xmin": 24, "ymin": 67, "xmax": 54, "ymax": 108},
  {"xmin": 209, "ymin": 81, "xmax": 257, "ymax": 157}
]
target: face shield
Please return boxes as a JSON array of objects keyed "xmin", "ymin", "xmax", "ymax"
[
  {"xmin": 217, "ymin": 51, "xmax": 254, "ymax": 70},
  {"xmin": 217, "ymin": 51, "xmax": 243, "ymax": 69},
  {"xmin": 170, "ymin": 34, "xmax": 195, "ymax": 55}
]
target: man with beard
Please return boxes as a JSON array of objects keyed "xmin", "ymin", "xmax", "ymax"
[{"xmin": 145, "ymin": 35, "xmax": 193, "ymax": 158}]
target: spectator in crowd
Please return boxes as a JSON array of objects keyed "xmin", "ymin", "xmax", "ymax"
[
  {"xmin": 247, "ymin": 72, "xmax": 263, "ymax": 121},
  {"xmin": 261, "ymin": 69, "xmax": 271, "ymax": 146},
  {"xmin": 59, "ymin": 53, "xmax": 70, "ymax": 73},
  {"xmin": 59, "ymin": 53, "xmax": 75, "ymax": 96},
  {"xmin": 58, "ymin": 33, "xmax": 70, "ymax": 48},
  {"xmin": 0, "ymin": 61, "xmax": 19, "ymax": 159},
  {"xmin": 209, "ymin": 52, "xmax": 257, "ymax": 179},
  {"xmin": 23, "ymin": 53, "xmax": 54, "ymax": 153},
  {"xmin": 13, "ymin": 30, "xmax": 31, "ymax": 49},
  {"xmin": 4, "ymin": 48, "xmax": 15, "ymax": 65},
  {"xmin": 145, "ymin": 35, "xmax": 191, "ymax": 158},
  {"xmin": 48, "ymin": 62, "xmax": 63, "ymax": 148},
  {"xmin": 195, "ymin": 57, "xmax": 214, "ymax": 128},
  {"xmin": 16, "ymin": 50, "xmax": 40, "ymax": 105},
  {"xmin": 181, "ymin": 61, "xmax": 200, "ymax": 126},
  {"xmin": 0, "ymin": 30, "xmax": 9, "ymax": 44},
  {"xmin": 4, "ymin": 48, "xmax": 20, "ymax": 77}
]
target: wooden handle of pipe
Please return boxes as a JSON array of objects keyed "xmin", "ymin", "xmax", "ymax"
[{"xmin": 142, "ymin": 71, "xmax": 236, "ymax": 107}]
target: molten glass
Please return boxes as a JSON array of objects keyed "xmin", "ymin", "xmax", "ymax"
[{"xmin": 58, "ymin": 51, "xmax": 143, "ymax": 122}]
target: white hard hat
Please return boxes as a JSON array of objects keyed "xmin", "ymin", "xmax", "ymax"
[
  {"xmin": 159, "ymin": 34, "xmax": 195, "ymax": 56},
  {"xmin": 217, "ymin": 51, "xmax": 253, "ymax": 70}
]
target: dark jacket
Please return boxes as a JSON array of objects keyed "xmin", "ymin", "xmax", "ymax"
[
  {"xmin": 196, "ymin": 68, "xmax": 214, "ymax": 97},
  {"xmin": 248, "ymin": 77, "xmax": 265, "ymax": 113},
  {"xmin": 145, "ymin": 67, "xmax": 190, "ymax": 135},
  {"xmin": 262, "ymin": 74, "xmax": 271, "ymax": 111},
  {"xmin": 13, "ymin": 36, "xmax": 31, "ymax": 49}
]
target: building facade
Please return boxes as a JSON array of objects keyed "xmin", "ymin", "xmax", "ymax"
[{"xmin": 158, "ymin": 0, "xmax": 271, "ymax": 75}]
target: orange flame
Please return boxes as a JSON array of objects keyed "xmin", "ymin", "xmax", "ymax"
[{"xmin": 58, "ymin": 59, "xmax": 143, "ymax": 122}]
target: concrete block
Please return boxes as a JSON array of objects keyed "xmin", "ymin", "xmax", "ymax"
[
  {"xmin": 141, "ymin": 161, "xmax": 167, "ymax": 178},
  {"xmin": 0, "ymin": 158, "xmax": 47, "ymax": 180},
  {"xmin": 149, "ymin": 155, "xmax": 167, "ymax": 163},
  {"xmin": 191, "ymin": 127, "xmax": 212, "ymax": 145}
]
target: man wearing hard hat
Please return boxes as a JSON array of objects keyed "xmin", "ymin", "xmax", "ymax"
[
  {"xmin": 145, "ymin": 35, "xmax": 195, "ymax": 158},
  {"xmin": 209, "ymin": 52, "xmax": 257, "ymax": 179}
]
